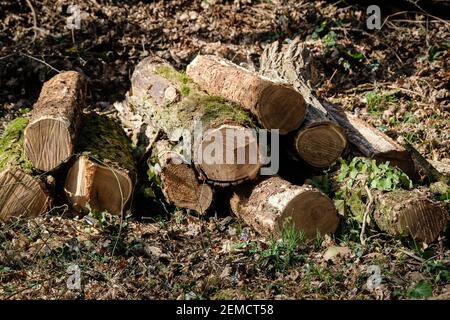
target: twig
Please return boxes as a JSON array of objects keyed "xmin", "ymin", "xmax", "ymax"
[
  {"xmin": 25, "ymin": 0, "xmax": 38, "ymax": 42},
  {"xmin": 360, "ymin": 185, "xmax": 374, "ymax": 246},
  {"xmin": 398, "ymin": 248, "xmax": 425, "ymax": 263},
  {"xmin": 20, "ymin": 53, "xmax": 61, "ymax": 73}
]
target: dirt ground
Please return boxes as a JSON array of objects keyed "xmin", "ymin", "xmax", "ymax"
[{"xmin": 0, "ymin": 0, "xmax": 449, "ymax": 299}]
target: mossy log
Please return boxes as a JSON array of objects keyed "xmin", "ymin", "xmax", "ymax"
[
  {"xmin": 64, "ymin": 113, "xmax": 136, "ymax": 215},
  {"xmin": 230, "ymin": 176, "xmax": 339, "ymax": 238},
  {"xmin": 373, "ymin": 189, "xmax": 448, "ymax": 243},
  {"xmin": 186, "ymin": 54, "xmax": 306, "ymax": 135},
  {"xmin": 151, "ymin": 139, "xmax": 214, "ymax": 214},
  {"xmin": 128, "ymin": 57, "xmax": 262, "ymax": 186},
  {"xmin": 260, "ymin": 40, "xmax": 348, "ymax": 168},
  {"xmin": 0, "ymin": 118, "xmax": 51, "ymax": 220},
  {"xmin": 24, "ymin": 71, "xmax": 87, "ymax": 172},
  {"xmin": 332, "ymin": 171, "xmax": 448, "ymax": 243}
]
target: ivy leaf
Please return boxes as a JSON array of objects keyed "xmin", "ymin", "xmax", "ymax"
[{"xmin": 407, "ymin": 280, "xmax": 433, "ymax": 299}]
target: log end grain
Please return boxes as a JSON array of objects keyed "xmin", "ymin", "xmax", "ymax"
[
  {"xmin": 0, "ymin": 168, "xmax": 50, "ymax": 220},
  {"xmin": 64, "ymin": 155, "xmax": 133, "ymax": 215},
  {"xmin": 294, "ymin": 122, "xmax": 348, "ymax": 168}
]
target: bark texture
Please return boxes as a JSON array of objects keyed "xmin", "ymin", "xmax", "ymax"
[
  {"xmin": 0, "ymin": 118, "xmax": 51, "ymax": 220},
  {"xmin": 230, "ymin": 176, "xmax": 339, "ymax": 238},
  {"xmin": 260, "ymin": 39, "xmax": 348, "ymax": 168},
  {"xmin": 151, "ymin": 139, "xmax": 214, "ymax": 214},
  {"xmin": 24, "ymin": 71, "xmax": 87, "ymax": 171},
  {"xmin": 127, "ymin": 57, "xmax": 261, "ymax": 185},
  {"xmin": 373, "ymin": 189, "xmax": 448, "ymax": 243},
  {"xmin": 187, "ymin": 54, "xmax": 306, "ymax": 134}
]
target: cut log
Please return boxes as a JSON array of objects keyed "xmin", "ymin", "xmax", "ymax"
[
  {"xmin": 24, "ymin": 71, "xmax": 87, "ymax": 172},
  {"xmin": 128, "ymin": 57, "xmax": 262, "ymax": 186},
  {"xmin": 373, "ymin": 189, "xmax": 448, "ymax": 243},
  {"xmin": 186, "ymin": 54, "xmax": 306, "ymax": 134},
  {"xmin": 150, "ymin": 139, "xmax": 214, "ymax": 214},
  {"xmin": 331, "ymin": 158, "xmax": 449, "ymax": 243},
  {"xmin": 230, "ymin": 176, "xmax": 339, "ymax": 238},
  {"xmin": 64, "ymin": 113, "xmax": 135, "ymax": 215},
  {"xmin": 0, "ymin": 118, "xmax": 51, "ymax": 220},
  {"xmin": 260, "ymin": 39, "xmax": 447, "ymax": 180},
  {"xmin": 260, "ymin": 40, "xmax": 348, "ymax": 168}
]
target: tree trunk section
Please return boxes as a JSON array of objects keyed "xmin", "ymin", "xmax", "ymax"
[
  {"xmin": 64, "ymin": 113, "xmax": 135, "ymax": 215},
  {"xmin": 186, "ymin": 54, "xmax": 306, "ymax": 135},
  {"xmin": 373, "ymin": 189, "xmax": 448, "ymax": 243},
  {"xmin": 151, "ymin": 139, "xmax": 214, "ymax": 214},
  {"xmin": 24, "ymin": 71, "xmax": 87, "ymax": 172},
  {"xmin": 260, "ymin": 40, "xmax": 348, "ymax": 168},
  {"xmin": 0, "ymin": 118, "xmax": 51, "ymax": 220},
  {"xmin": 128, "ymin": 57, "xmax": 262, "ymax": 186},
  {"xmin": 230, "ymin": 176, "xmax": 339, "ymax": 238}
]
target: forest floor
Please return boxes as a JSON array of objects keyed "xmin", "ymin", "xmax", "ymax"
[{"xmin": 0, "ymin": 0, "xmax": 449, "ymax": 299}]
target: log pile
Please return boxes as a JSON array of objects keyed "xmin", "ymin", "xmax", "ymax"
[{"xmin": 0, "ymin": 41, "xmax": 448, "ymax": 244}]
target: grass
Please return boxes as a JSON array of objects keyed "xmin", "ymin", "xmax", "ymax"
[{"xmin": 365, "ymin": 91, "xmax": 398, "ymax": 116}]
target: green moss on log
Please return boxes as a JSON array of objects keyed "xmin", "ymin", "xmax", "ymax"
[
  {"xmin": 76, "ymin": 113, "xmax": 136, "ymax": 177},
  {"xmin": 0, "ymin": 117, "xmax": 33, "ymax": 173},
  {"xmin": 148, "ymin": 63, "xmax": 256, "ymax": 132}
]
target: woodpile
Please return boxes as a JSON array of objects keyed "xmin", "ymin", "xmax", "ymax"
[{"xmin": 1, "ymin": 41, "xmax": 448, "ymax": 244}]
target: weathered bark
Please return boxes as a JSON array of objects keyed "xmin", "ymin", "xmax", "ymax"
[
  {"xmin": 374, "ymin": 189, "xmax": 448, "ymax": 243},
  {"xmin": 260, "ymin": 39, "xmax": 446, "ymax": 180},
  {"xmin": 0, "ymin": 118, "xmax": 51, "ymax": 220},
  {"xmin": 127, "ymin": 57, "xmax": 262, "ymax": 186},
  {"xmin": 64, "ymin": 113, "xmax": 136, "ymax": 215},
  {"xmin": 151, "ymin": 139, "xmax": 214, "ymax": 214},
  {"xmin": 260, "ymin": 40, "xmax": 348, "ymax": 168},
  {"xmin": 24, "ymin": 71, "xmax": 87, "ymax": 172},
  {"xmin": 187, "ymin": 55, "xmax": 306, "ymax": 135},
  {"xmin": 230, "ymin": 176, "xmax": 339, "ymax": 238},
  {"xmin": 332, "ymin": 165, "xmax": 448, "ymax": 243}
]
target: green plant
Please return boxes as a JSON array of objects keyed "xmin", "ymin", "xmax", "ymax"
[
  {"xmin": 336, "ymin": 157, "xmax": 413, "ymax": 191},
  {"xmin": 365, "ymin": 91, "xmax": 398, "ymax": 116},
  {"xmin": 407, "ymin": 280, "xmax": 433, "ymax": 299},
  {"xmin": 423, "ymin": 260, "xmax": 450, "ymax": 284},
  {"xmin": 259, "ymin": 220, "xmax": 305, "ymax": 273}
]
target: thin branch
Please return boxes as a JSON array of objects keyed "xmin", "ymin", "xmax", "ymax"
[{"xmin": 20, "ymin": 53, "xmax": 61, "ymax": 73}]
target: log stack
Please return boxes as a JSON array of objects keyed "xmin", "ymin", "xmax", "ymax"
[{"xmin": 1, "ymin": 41, "xmax": 448, "ymax": 244}]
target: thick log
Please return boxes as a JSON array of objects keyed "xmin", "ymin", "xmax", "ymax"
[
  {"xmin": 64, "ymin": 113, "xmax": 136, "ymax": 215},
  {"xmin": 151, "ymin": 139, "xmax": 214, "ymax": 214},
  {"xmin": 332, "ymin": 159, "xmax": 448, "ymax": 243},
  {"xmin": 128, "ymin": 57, "xmax": 262, "ymax": 186},
  {"xmin": 0, "ymin": 118, "xmax": 51, "ymax": 220},
  {"xmin": 373, "ymin": 189, "xmax": 448, "ymax": 243},
  {"xmin": 186, "ymin": 55, "xmax": 306, "ymax": 134},
  {"xmin": 24, "ymin": 71, "xmax": 87, "ymax": 172},
  {"xmin": 260, "ymin": 40, "xmax": 348, "ymax": 168},
  {"xmin": 230, "ymin": 176, "xmax": 339, "ymax": 238}
]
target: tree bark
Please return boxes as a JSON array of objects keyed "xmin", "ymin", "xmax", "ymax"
[
  {"xmin": 24, "ymin": 71, "xmax": 87, "ymax": 172},
  {"xmin": 150, "ymin": 139, "xmax": 214, "ymax": 214},
  {"xmin": 373, "ymin": 189, "xmax": 448, "ymax": 243},
  {"xmin": 230, "ymin": 176, "xmax": 339, "ymax": 238},
  {"xmin": 186, "ymin": 54, "xmax": 306, "ymax": 135},
  {"xmin": 0, "ymin": 118, "xmax": 51, "ymax": 220},
  {"xmin": 64, "ymin": 113, "xmax": 135, "ymax": 215},
  {"xmin": 260, "ymin": 40, "xmax": 348, "ymax": 168},
  {"xmin": 127, "ymin": 57, "xmax": 262, "ymax": 186}
]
